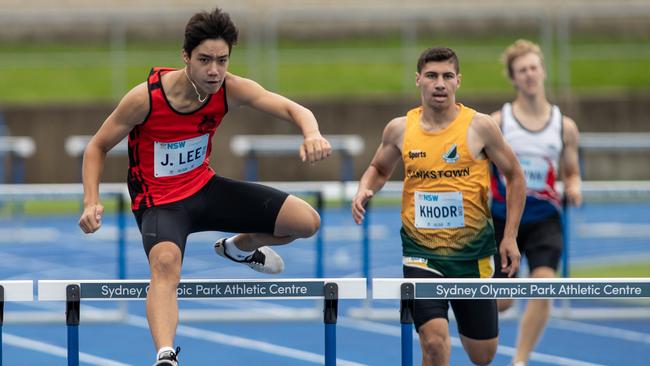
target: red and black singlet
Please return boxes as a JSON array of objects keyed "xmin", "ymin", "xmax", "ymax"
[{"xmin": 127, "ymin": 67, "xmax": 227, "ymax": 210}]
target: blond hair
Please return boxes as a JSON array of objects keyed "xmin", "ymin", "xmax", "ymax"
[{"xmin": 501, "ymin": 39, "xmax": 544, "ymax": 79}]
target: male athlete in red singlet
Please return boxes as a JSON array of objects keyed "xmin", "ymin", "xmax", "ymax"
[{"xmin": 78, "ymin": 8, "xmax": 331, "ymax": 366}]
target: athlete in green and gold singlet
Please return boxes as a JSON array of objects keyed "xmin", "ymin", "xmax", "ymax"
[
  {"xmin": 401, "ymin": 104, "xmax": 495, "ymax": 274},
  {"xmin": 352, "ymin": 47, "xmax": 526, "ymax": 366}
]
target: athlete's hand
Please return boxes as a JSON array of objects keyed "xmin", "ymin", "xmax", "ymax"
[
  {"xmin": 565, "ymin": 185, "xmax": 583, "ymax": 207},
  {"xmin": 79, "ymin": 203, "xmax": 104, "ymax": 234},
  {"xmin": 351, "ymin": 189, "xmax": 374, "ymax": 225},
  {"xmin": 300, "ymin": 132, "xmax": 332, "ymax": 164},
  {"xmin": 499, "ymin": 236, "xmax": 520, "ymax": 277}
]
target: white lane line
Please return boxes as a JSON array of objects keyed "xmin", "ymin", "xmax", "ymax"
[
  {"xmin": 576, "ymin": 223, "xmax": 650, "ymax": 238},
  {"xmin": 3, "ymin": 333, "xmax": 131, "ymax": 366},
  {"xmin": 495, "ymin": 343, "xmax": 606, "ymax": 366},
  {"xmin": 0, "ymin": 228, "xmax": 61, "ymax": 243},
  {"xmin": 125, "ymin": 315, "xmax": 367, "ymax": 366},
  {"xmin": 339, "ymin": 317, "xmax": 605, "ymax": 366},
  {"xmin": 550, "ymin": 318, "xmax": 650, "ymax": 344}
]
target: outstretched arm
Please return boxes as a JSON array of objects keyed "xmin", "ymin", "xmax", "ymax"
[
  {"xmin": 79, "ymin": 83, "xmax": 149, "ymax": 234},
  {"xmin": 226, "ymin": 73, "xmax": 331, "ymax": 164},
  {"xmin": 352, "ymin": 117, "xmax": 404, "ymax": 225}
]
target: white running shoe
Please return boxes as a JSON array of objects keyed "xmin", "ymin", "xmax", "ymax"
[
  {"xmin": 153, "ymin": 347, "xmax": 180, "ymax": 366},
  {"xmin": 214, "ymin": 238, "xmax": 285, "ymax": 274}
]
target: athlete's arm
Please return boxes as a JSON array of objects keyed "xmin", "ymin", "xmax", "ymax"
[
  {"xmin": 225, "ymin": 73, "xmax": 331, "ymax": 164},
  {"xmin": 561, "ymin": 116, "xmax": 582, "ymax": 206},
  {"xmin": 79, "ymin": 83, "xmax": 149, "ymax": 234},
  {"xmin": 352, "ymin": 117, "xmax": 405, "ymax": 225},
  {"xmin": 471, "ymin": 114, "xmax": 525, "ymax": 277}
]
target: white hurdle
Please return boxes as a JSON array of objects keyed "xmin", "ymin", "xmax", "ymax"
[
  {"xmin": 230, "ymin": 134, "xmax": 364, "ymax": 181},
  {"xmin": 0, "ymin": 281, "xmax": 33, "ymax": 303},
  {"xmin": 372, "ymin": 277, "xmax": 650, "ymax": 366},
  {"xmin": 0, "ymin": 280, "xmax": 34, "ymax": 366},
  {"xmin": 38, "ymin": 278, "xmax": 366, "ymax": 366},
  {"xmin": 373, "ymin": 277, "xmax": 650, "ymax": 300}
]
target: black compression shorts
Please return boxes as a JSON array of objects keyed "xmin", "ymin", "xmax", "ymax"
[
  {"xmin": 133, "ymin": 175, "xmax": 289, "ymax": 257},
  {"xmin": 403, "ymin": 266, "xmax": 499, "ymax": 340},
  {"xmin": 493, "ymin": 213, "xmax": 563, "ymax": 278}
]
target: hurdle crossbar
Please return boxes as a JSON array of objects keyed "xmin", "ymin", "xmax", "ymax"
[
  {"xmin": 38, "ymin": 278, "xmax": 365, "ymax": 366},
  {"xmin": 230, "ymin": 134, "xmax": 364, "ymax": 181},
  {"xmin": 373, "ymin": 278, "xmax": 650, "ymax": 300},
  {"xmin": 39, "ymin": 278, "xmax": 366, "ymax": 301},
  {"xmin": 38, "ymin": 278, "xmax": 365, "ymax": 322},
  {"xmin": 0, "ymin": 281, "xmax": 34, "ymax": 366}
]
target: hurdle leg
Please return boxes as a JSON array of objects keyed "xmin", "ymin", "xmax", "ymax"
[
  {"xmin": 315, "ymin": 191, "xmax": 325, "ymax": 279},
  {"xmin": 117, "ymin": 193, "xmax": 127, "ymax": 280},
  {"xmin": 1, "ymin": 285, "xmax": 4, "ymax": 366},
  {"xmin": 559, "ymin": 197, "xmax": 572, "ymax": 316},
  {"xmin": 400, "ymin": 283, "xmax": 414, "ymax": 366},
  {"xmin": 66, "ymin": 285, "xmax": 80, "ymax": 366},
  {"xmin": 361, "ymin": 201, "xmax": 371, "ymax": 309},
  {"xmin": 324, "ymin": 283, "xmax": 339, "ymax": 366},
  {"xmin": 244, "ymin": 153, "xmax": 258, "ymax": 181}
]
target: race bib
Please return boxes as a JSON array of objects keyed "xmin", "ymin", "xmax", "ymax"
[
  {"xmin": 154, "ymin": 134, "xmax": 209, "ymax": 177},
  {"xmin": 519, "ymin": 155, "xmax": 550, "ymax": 190},
  {"xmin": 414, "ymin": 191, "xmax": 465, "ymax": 229}
]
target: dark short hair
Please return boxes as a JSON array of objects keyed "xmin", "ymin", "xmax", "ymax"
[
  {"xmin": 416, "ymin": 47, "xmax": 459, "ymax": 74},
  {"xmin": 183, "ymin": 8, "xmax": 239, "ymax": 56}
]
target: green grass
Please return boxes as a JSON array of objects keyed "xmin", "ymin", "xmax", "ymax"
[
  {"xmin": 571, "ymin": 262, "xmax": 650, "ymax": 278},
  {"xmin": 571, "ymin": 59, "xmax": 650, "ymax": 90},
  {"xmin": 570, "ymin": 262, "xmax": 650, "ymax": 305},
  {"xmin": 1, "ymin": 34, "xmax": 649, "ymax": 103},
  {"xmin": 277, "ymin": 61, "xmax": 408, "ymax": 97},
  {"xmin": 0, "ymin": 199, "xmax": 122, "ymax": 217}
]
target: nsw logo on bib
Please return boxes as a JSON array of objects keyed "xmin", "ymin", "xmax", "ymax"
[
  {"xmin": 414, "ymin": 191, "xmax": 465, "ymax": 229},
  {"xmin": 154, "ymin": 134, "xmax": 209, "ymax": 177}
]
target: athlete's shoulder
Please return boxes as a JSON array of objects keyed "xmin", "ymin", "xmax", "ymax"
[
  {"xmin": 562, "ymin": 114, "xmax": 578, "ymax": 129},
  {"xmin": 561, "ymin": 115, "xmax": 579, "ymax": 144},
  {"xmin": 121, "ymin": 82, "xmax": 149, "ymax": 108},
  {"xmin": 224, "ymin": 72, "xmax": 265, "ymax": 107},
  {"xmin": 225, "ymin": 72, "xmax": 263, "ymax": 90},
  {"xmin": 114, "ymin": 82, "xmax": 150, "ymax": 126},
  {"xmin": 387, "ymin": 115, "xmax": 407, "ymax": 127},
  {"xmin": 149, "ymin": 66, "xmax": 176, "ymax": 74},
  {"xmin": 382, "ymin": 116, "xmax": 406, "ymax": 144},
  {"xmin": 385, "ymin": 116, "xmax": 406, "ymax": 133},
  {"xmin": 468, "ymin": 112, "xmax": 503, "ymax": 150},
  {"xmin": 224, "ymin": 71, "xmax": 243, "ymax": 84},
  {"xmin": 471, "ymin": 111, "xmax": 499, "ymax": 130}
]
